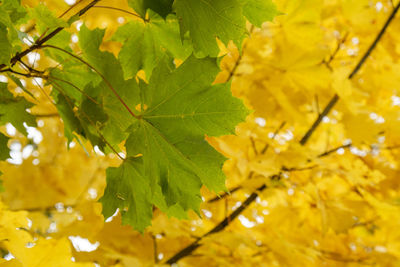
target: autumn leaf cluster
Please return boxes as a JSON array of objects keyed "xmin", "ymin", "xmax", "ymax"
[{"xmin": 0, "ymin": 0, "xmax": 400, "ymax": 266}]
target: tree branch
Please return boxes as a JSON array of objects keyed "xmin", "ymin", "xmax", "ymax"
[
  {"xmin": 165, "ymin": 184, "xmax": 267, "ymax": 264},
  {"xmin": 299, "ymin": 1, "xmax": 400, "ymax": 145},
  {"xmin": 299, "ymin": 94, "xmax": 339, "ymax": 145},
  {"xmin": 317, "ymin": 143, "xmax": 352, "ymax": 158},
  {"xmin": 0, "ymin": 0, "xmax": 101, "ymax": 71}
]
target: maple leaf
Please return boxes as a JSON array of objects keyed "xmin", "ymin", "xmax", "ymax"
[
  {"xmin": 241, "ymin": 0, "xmax": 279, "ymax": 27},
  {"xmin": 101, "ymin": 55, "xmax": 249, "ymax": 230},
  {"xmin": 28, "ymin": 4, "xmax": 68, "ymax": 34},
  {"xmin": 0, "ymin": 25, "xmax": 12, "ymax": 66},
  {"xmin": 128, "ymin": 0, "xmax": 174, "ymax": 18},
  {"xmin": 112, "ymin": 12, "xmax": 192, "ymax": 80},
  {"xmin": 174, "ymin": 0, "xmax": 246, "ymax": 57},
  {"xmin": 0, "ymin": 82, "xmax": 36, "ymax": 135},
  {"xmin": 0, "ymin": 132, "xmax": 9, "ymax": 161},
  {"xmin": 100, "ymin": 158, "xmax": 152, "ymax": 233}
]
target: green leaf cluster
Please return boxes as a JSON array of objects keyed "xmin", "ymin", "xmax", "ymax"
[
  {"xmin": 0, "ymin": 0, "xmax": 279, "ymax": 231},
  {"xmin": 127, "ymin": 0, "xmax": 279, "ymax": 57}
]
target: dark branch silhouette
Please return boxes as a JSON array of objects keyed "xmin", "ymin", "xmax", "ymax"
[
  {"xmin": 164, "ymin": 3, "xmax": 400, "ymax": 264},
  {"xmin": 299, "ymin": 1, "xmax": 400, "ymax": 145}
]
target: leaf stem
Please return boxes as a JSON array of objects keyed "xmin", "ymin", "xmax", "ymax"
[
  {"xmin": 41, "ymin": 45, "xmax": 139, "ymax": 120},
  {"xmin": 48, "ymin": 75, "xmax": 99, "ymax": 105},
  {"xmin": 51, "ymin": 80, "xmax": 125, "ymax": 161},
  {"xmin": 91, "ymin": 6, "xmax": 147, "ymax": 22}
]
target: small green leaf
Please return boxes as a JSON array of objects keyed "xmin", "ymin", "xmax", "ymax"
[
  {"xmin": 52, "ymin": 92, "xmax": 82, "ymax": 143},
  {"xmin": 128, "ymin": 0, "xmax": 173, "ymax": 18},
  {"xmin": 174, "ymin": 0, "xmax": 246, "ymax": 57},
  {"xmin": 113, "ymin": 13, "xmax": 192, "ymax": 80},
  {"xmin": 0, "ymin": 25, "xmax": 12, "ymax": 66},
  {"xmin": 28, "ymin": 4, "xmax": 68, "ymax": 34},
  {"xmin": 242, "ymin": 0, "xmax": 279, "ymax": 27},
  {"xmin": 100, "ymin": 158, "xmax": 153, "ymax": 233},
  {"xmin": 7, "ymin": 74, "xmax": 36, "ymax": 100},
  {"xmin": 1, "ymin": 0, "xmax": 28, "ymax": 24},
  {"xmin": 0, "ymin": 82, "xmax": 36, "ymax": 135},
  {"xmin": 0, "ymin": 132, "xmax": 10, "ymax": 161}
]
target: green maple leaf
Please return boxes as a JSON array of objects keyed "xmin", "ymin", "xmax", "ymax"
[
  {"xmin": 100, "ymin": 158, "xmax": 153, "ymax": 233},
  {"xmin": 241, "ymin": 0, "xmax": 279, "ymax": 27},
  {"xmin": 172, "ymin": 0, "xmax": 279, "ymax": 56},
  {"xmin": 128, "ymin": 0, "xmax": 173, "ymax": 18},
  {"xmin": 0, "ymin": 82, "xmax": 36, "ymax": 135},
  {"xmin": 77, "ymin": 25, "xmax": 140, "ymax": 150},
  {"xmin": 52, "ymin": 92, "xmax": 82, "ymax": 143},
  {"xmin": 0, "ymin": 25, "xmax": 11, "ymax": 66},
  {"xmin": 113, "ymin": 12, "xmax": 192, "ymax": 80},
  {"xmin": 101, "ymin": 56, "xmax": 249, "ymax": 230},
  {"xmin": 174, "ymin": 0, "xmax": 246, "ymax": 57},
  {"xmin": 0, "ymin": 132, "xmax": 9, "ymax": 161},
  {"xmin": 1, "ymin": 0, "xmax": 28, "ymax": 24},
  {"xmin": 28, "ymin": 4, "xmax": 68, "ymax": 34}
]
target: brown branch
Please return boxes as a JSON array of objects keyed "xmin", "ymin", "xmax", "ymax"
[
  {"xmin": 299, "ymin": 2, "xmax": 400, "ymax": 146},
  {"xmin": 299, "ymin": 94, "xmax": 339, "ymax": 145},
  {"xmin": 384, "ymin": 144, "xmax": 400, "ymax": 150},
  {"xmin": 0, "ymin": 68, "xmax": 35, "ymax": 78},
  {"xmin": 282, "ymin": 165, "xmax": 317, "ymax": 172},
  {"xmin": 317, "ymin": 143, "xmax": 352, "ymax": 158},
  {"xmin": 165, "ymin": 184, "xmax": 267, "ymax": 264},
  {"xmin": 323, "ymin": 32, "xmax": 349, "ymax": 70},
  {"xmin": 207, "ymin": 186, "xmax": 241, "ymax": 203},
  {"xmin": 33, "ymin": 113, "xmax": 60, "ymax": 118},
  {"xmin": 59, "ymin": 0, "xmax": 86, "ymax": 18},
  {"xmin": 0, "ymin": 0, "xmax": 100, "ymax": 71},
  {"xmin": 223, "ymin": 25, "xmax": 254, "ymax": 82},
  {"xmin": 207, "ymin": 121, "xmax": 286, "ymax": 203},
  {"xmin": 152, "ymin": 235, "xmax": 159, "ymax": 264}
]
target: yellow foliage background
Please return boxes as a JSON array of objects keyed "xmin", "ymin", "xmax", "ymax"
[{"xmin": 1, "ymin": 0, "xmax": 400, "ymax": 266}]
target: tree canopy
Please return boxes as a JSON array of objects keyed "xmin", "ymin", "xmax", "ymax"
[{"xmin": 1, "ymin": 0, "xmax": 400, "ymax": 266}]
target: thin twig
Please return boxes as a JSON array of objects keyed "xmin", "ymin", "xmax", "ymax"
[
  {"xmin": 299, "ymin": 94, "xmax": 339, "ymax": 145},
  {"xmin": 207, "ymin": 121, "xmax": 286, "ymax": 203},
  {"xmin": 317, "ymin": 143, "xmax": 352, "ymax": 158},
  {"xmin": 50, "ymin": 80, "xmax": 125, "ymax": 161},
  {"xmin": 0, "ymin": 0, "xmax": 100, "ymax": 71},
  {"xmin": 59, "ymin": 0, "xmax": 86, "ymax": 18},
  {"xmin": 41, "ymin": 45, "xmax": 139, "ymax": 119},
  {"xmin": 165, "ymin": 184, "xmax": 267, "ymax": 264},
  {"xmin": 207, "ymin": 186, "xmax": 241, "ymax": 203},
  {"xmin": 260, "ymin": 121, "xmax": 286, "ymax": 154},
  {"xmin": 91, "ymin": 6, "xmax": 146, "ymax": 21},
  {"xmin": 299, "ymin": 2, "xmax": 400, "ymax": 146},
  {"xmin": 48, "ymin": 75, "xmax": 98, "ymax": 104},
  {"xmin": 152, "ymin": 235, "xmax": 159, "ymax": 264},
  {"xmin": 324, "ymin": 32, "xmax": 349, "ymax": 70},
  {"xmin": 224, "ymin": 25, "xmax": 254, "ymax": 82},
  {"xmin": 34, "ymin": 113, "xmax": 60, "ymax": 118}
]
